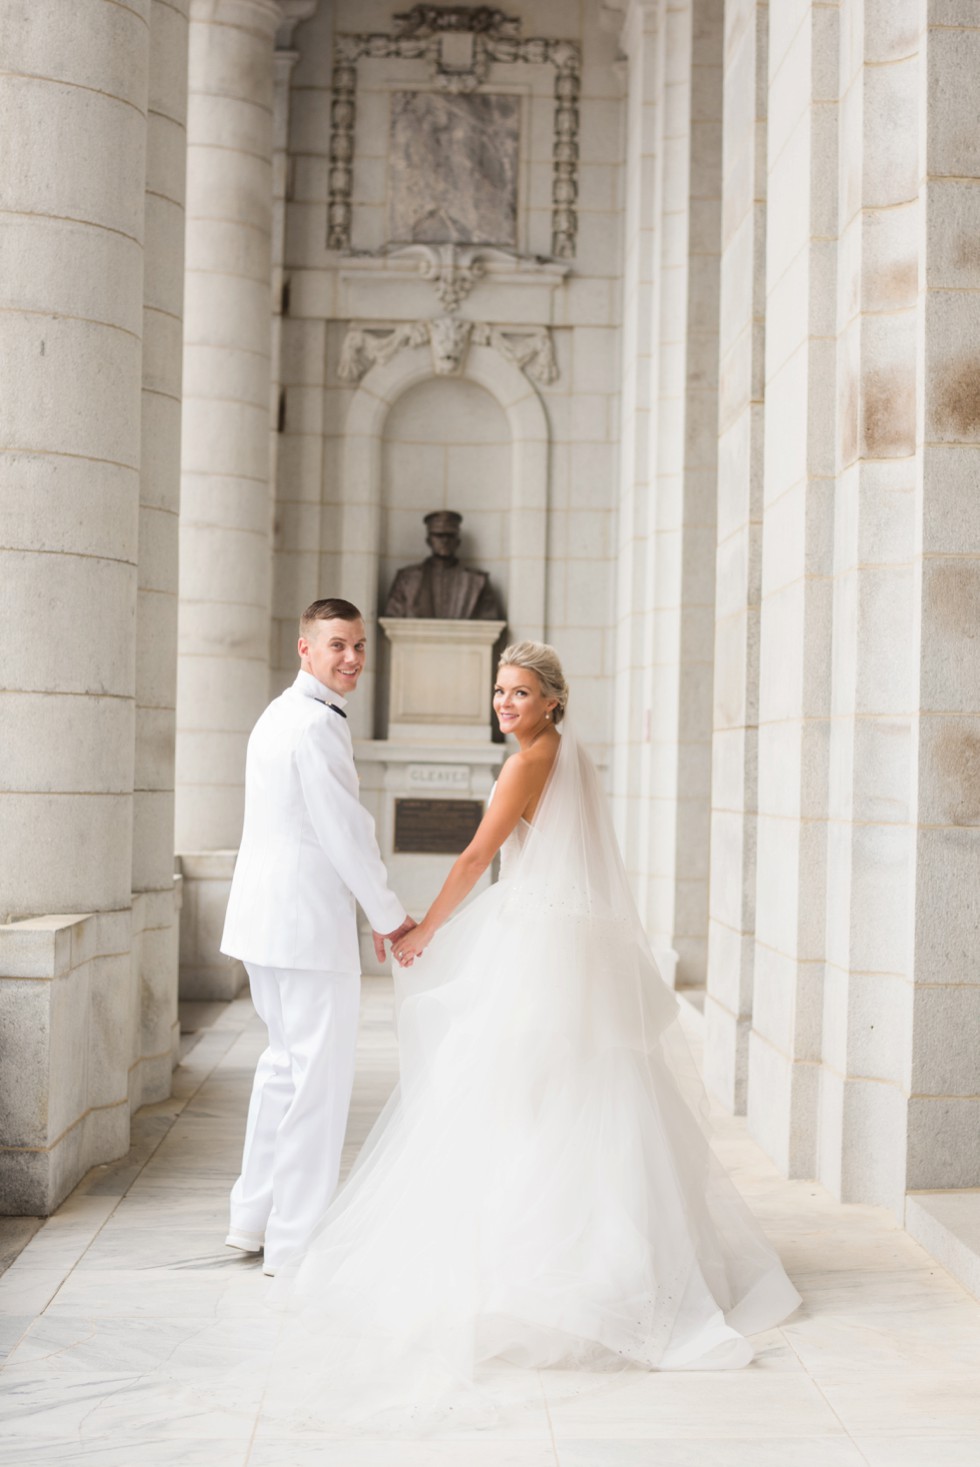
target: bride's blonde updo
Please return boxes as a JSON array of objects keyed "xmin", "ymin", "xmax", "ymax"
[{"xmin": 497, "ymin": 641, "xmax": 569, "ymax": 725}]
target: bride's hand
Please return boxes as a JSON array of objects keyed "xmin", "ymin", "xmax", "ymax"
[{"xmin": 393, "ymin": 924, "xmax": 432, "ymax": 967}]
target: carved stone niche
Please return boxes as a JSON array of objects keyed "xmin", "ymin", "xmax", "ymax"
[{"xmin": 327, "ymin": 5, "xmax": 582, "ymax": 259}]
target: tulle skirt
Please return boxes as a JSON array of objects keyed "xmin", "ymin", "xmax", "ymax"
[{"xmin": 268, "ymin": 879, "xmax": 801, "ymax": 1426}]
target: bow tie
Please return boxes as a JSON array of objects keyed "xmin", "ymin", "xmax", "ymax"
[{"xmin": 315, "ymin": 698, "xmax": 347, "ymax": 719}]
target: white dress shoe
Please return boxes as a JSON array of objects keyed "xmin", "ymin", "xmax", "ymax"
[
  {"xmin": 225, "ymin": 1230, "xmax": 264, "ymax": 1254},
  {"xmin": 262, "ymin": 1262, "xmax": 276, "ymax": 1277}
]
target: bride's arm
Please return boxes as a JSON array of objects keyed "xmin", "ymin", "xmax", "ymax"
[{"xmin": 392, "ymin": 757, "xmax": 538, "ymax": 965}]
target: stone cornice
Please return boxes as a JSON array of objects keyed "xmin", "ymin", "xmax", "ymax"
[{"xmin": 339, "ymin": 244, "xmax": 569, "ymax": 311}]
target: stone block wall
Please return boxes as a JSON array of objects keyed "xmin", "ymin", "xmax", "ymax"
[{"xmin": 0, "ymin": 0, "xmax": 187, "ymax": 1214}]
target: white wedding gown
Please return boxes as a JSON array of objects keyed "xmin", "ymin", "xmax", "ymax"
[{"xmin": 271, "ymin": 727, "xmax": 801, "ymax": 1425}]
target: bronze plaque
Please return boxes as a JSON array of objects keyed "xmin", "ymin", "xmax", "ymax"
[{"xmin": 394, "ymin": 798, "xmax": 483, "ymax": 855}]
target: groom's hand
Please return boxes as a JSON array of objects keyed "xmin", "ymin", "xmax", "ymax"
[{"xmin": 373, "ymin": 915, "xmax": 418, "ymax": 963}]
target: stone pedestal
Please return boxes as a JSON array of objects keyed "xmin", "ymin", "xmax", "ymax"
[
  {"xmin": 355, "ymin": 742, "xmax": 506, "ymax": 975},
  {"xmin": 380, "ymin": 618, "xmax": 506, "ymax": 742},
  {"xmin": 358, "ymin": 617, "xmax": 509, "ymax": 973}
]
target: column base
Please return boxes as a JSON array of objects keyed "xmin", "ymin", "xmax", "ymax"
[
  {"xmin": 703, "ymin": 995, "xmax": 750, "ymax": 1114},
  {"xmin": 0, "ymin": 893, "xmax": 180, "ymax": 1216},
  {"xmin": 746, "ymin": 1028, "xmax": 820, "ymax": 1180},
  {"xmin": 176, "ymin": 851, "xmax": 247, "ymax": 1000}
]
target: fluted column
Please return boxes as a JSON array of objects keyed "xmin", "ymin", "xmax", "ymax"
[
  {"xmin": 176, "ymin": 0, "xmax": 282, "ymax": 997},
  {"xmin": 0, "ymin": 0, "xmax": 151, "ymax": 1210}
]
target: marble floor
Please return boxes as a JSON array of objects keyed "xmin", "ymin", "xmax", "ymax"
[{"xmin": 2, "ymin": 981, "xmax": 980, "ymax": 1466}]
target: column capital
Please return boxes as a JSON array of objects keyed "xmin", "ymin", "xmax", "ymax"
[
  {"xmin": 602, "ymin": 0, "xmax": 662, "ymax": 58},
  {"xmin": 275, "ymin": 0, "xmax": 316, "ymax": 50},
  {"xmin": 273, "ymin": 47, "xmax": 300, "ymax": 82}
]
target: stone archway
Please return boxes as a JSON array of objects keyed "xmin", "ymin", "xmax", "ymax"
[{"xmin": 338, "ymin": 345, "xmax": 550, "ymax": 739}]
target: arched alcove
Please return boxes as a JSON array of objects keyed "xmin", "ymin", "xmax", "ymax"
[
  {"xmin": 380, "ymin": 376, "xmax": 511, "ymax": 610},
  {"xmin": 338, "ymin": 344, "xmax": 550, "ymax": 739}
]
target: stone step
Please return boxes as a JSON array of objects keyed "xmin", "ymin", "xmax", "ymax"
[{"xmin": 906, "ymin": 1190, "xmax": 980, "ymax": 1303}]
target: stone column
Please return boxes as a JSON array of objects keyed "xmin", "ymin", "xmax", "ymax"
[
  {"xmin": 268, "ymin": 4, "xmax": 320, "ymax": 700},
  {"xmin": 618, "ymin": 0, "xmax": 722, "ymax": 989},
  {"xmin": 0, "ymin": 0, "xmax": 150, "ymax": 1210},
  {"xmin": 176, "ymin": 0, "xmax": 283, "ymax": 998},
  {"xmin": 612, "ymin": 0, "xmax": 723, "ymax": 990},
  {"xmin": 820, "ymin": 0, "xmax": 919, "ymax": 1212},
  {"xmin": 747, "ymin": 1, "xmax": 838, "ymax": 1177},
  {"xmin": 611, "ymin": 0, "xmax": 664, "ymax": 882},
  {"xmin": 269, "ymin": 47, "xmax": 297, "ymax": 501},
  {"xmin": 704, "ymin": 0, "xmax": 767, "ymax": 1112},
  {"xmin": 131, "ymin": 0, "xmax": 191, "ymax": 1108},
  {"xmin": 905, "ymin": 3, "xmax": 980, "ymax": 1194},
  {"xmin": 648, "ymin": 0, "xmax": 722, "ymax": 988}
]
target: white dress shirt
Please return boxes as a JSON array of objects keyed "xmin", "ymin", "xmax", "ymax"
[{"xmin": 221, "ymin": 671, "xmax": 405, "ymax": 972}]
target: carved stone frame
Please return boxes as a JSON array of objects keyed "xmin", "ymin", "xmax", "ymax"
[
  {"xmin": 327, "ymin": 9, "xmax": 581, "ymax": 259},
  {"xmin": 338, "ymin": 343, "xmax": 550, "ymax": 741}
]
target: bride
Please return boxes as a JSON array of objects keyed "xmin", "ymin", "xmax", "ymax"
[{"xmin": 275, "ymin": 641, "xmax": 801, "ymax": 1418}]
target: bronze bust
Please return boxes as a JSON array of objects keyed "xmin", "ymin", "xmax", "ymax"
[{"xmin": 383, "ymin": 511, "xmax": 502, "ymax": 621}]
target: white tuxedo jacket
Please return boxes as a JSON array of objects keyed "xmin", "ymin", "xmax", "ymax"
[{"xmin": 221, "ymin": 671, "xmax": 405, "ymax": 973}]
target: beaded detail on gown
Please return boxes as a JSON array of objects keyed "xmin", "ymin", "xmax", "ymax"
[{"xmin": 269, "ymin": 728, "xmax": 801, "ymax": 1424}]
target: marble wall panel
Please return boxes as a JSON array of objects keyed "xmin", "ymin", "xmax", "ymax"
[{"xmin": 388, "ymin": 92, "xmax": 519, "ymax": 247}]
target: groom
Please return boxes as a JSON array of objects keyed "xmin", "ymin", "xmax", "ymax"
[{"xmin": 220, "ymin": 597, "xmax": 414, "ymax": 1274}]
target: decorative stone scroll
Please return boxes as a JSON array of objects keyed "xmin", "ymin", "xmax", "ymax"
[
  {"xmin": 338, "ymin": 315, "xmax": 558, "ymax": 385},
  {"xmin": 327, "ymin": 6, "xmax": 581, "ymax": 259},
  {"xmin": 373, "ymin": 242, "xmax": 564, "ymax": 311},
  {"xmin": 412, "ymin": 243, "xmax": 488, "ymax": 310}
]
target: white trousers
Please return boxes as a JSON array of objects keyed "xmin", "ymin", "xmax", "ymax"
[{"xmin": 230, "ymin": 963, "xmax": 360, "ymax": 1267}]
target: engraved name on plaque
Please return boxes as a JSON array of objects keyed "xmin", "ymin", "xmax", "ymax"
[
  {"xmin": 394, "ymin": 798, "xmax": 483, "ymax": 855},
  {"xmin": 407, "ymin": 764, "xmax": 470, "ymax": 791}
]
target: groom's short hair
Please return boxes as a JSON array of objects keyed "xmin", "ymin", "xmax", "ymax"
[{"xmin": 300, "ymin": 598, "xmax": 363, "ymax": 636}]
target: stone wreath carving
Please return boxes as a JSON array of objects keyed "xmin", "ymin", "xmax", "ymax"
[
  {"xmin": 338, "ymin": 316, "xmax": 558, "ymax": 385},
  {"xmin": 328, "ymin": 7, "xmax": 581, "ymax": 258}
]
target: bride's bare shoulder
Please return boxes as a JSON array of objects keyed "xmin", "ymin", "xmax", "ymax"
[
  {"xmin": 500, "ymin": 732, "xmax": 560, "ymax": 816},
  {"xmin": 504, "ymin": 731, "xmax": 559, "ymax": 774}
]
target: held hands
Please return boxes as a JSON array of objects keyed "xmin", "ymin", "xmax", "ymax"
[
  {"xmin": 373, "ymin": 915, "xmax": 418, "ymax": 963},
  {"xmin": 392, "ymin": 922, "xmax": 434, "ymax": 968}
]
